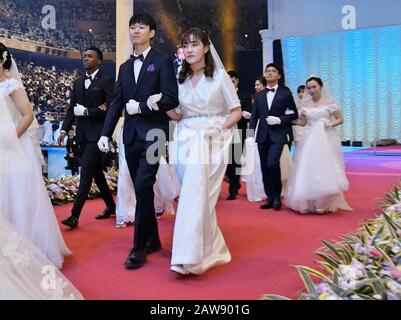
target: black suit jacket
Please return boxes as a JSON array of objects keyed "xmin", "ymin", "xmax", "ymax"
[
  {"xmin": 236, "ymin": 89, "xmax": 253, "ymax": 130},
  {"xmin": 249, "ymin": 86, "xmax": 298, "ymax": 144},
  {"xmin": 62, "ymin": 71, "xmax": 114, "ymax": 143},
  {"xmin": 101, "ymin": 48, "xmax": 179, "ymax": 144}
]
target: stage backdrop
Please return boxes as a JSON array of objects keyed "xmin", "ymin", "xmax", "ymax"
[{"xmin": 282, "ymin": 24, "xmax": 401, "ymax": 145}]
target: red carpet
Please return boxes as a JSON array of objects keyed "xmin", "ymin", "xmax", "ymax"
[{"xmin": 56, "ymin": 151, "xmax": 400, "ymax": 300}]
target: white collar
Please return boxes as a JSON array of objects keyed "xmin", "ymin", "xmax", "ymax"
[
  {"xmin": 134, "ymin": 46, "xmax": 151, "ymax": 60},
  {"xmin": 85, "ymin": 69, "xmax": 99, "ymax": 79},
  {"xmin": 266, "ymin": 84, "xmax": 279, "ymax": 91}
]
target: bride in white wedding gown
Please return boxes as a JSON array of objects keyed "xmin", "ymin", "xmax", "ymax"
[
  {"xmin": 168, "ymin": 29, "xmax": 242, "ymax": 275},
  {"xmin": 285, "ymin": 77, "xmax": 352, "ymax": 214},
  {"xmin": 0, "ymin": 44, "xmax": 71, "ymax": 268}
]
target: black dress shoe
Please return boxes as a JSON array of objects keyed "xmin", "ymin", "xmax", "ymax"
[
  {"xmin": 273, "ymin": 200, "xmax": 282, "ymax": 211},
  {"xmin": 260, "ymin": 201, "xmax": 274, "ymax": 209},
  {"xmin": 145, "ymin": 240, "xmax": 162, "ymax": 255},
  {"xmin": 124, "ymin": 250, "xmax": 147, "ymax": 269},
  {"xmin": 226, "ymin": 193, "xmax": 237, "ymax": 201},
  {"xmin": 156, "ymin": 211, "xmax": 164, "ymax": 218},
  {"xmin": 95, "ymin": 207, "xmax": 116, "ymax": 220},
  {"xmin": 61, "ymin": 216, "xmax": 79, "ymax": 229}
]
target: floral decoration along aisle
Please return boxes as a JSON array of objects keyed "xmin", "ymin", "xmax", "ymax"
[{"xmin": 263, "ymin": 182, "xmax": 401, "ymax": 300}]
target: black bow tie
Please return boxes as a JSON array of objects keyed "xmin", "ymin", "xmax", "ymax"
[
  {"xmin": 266, "ymin": 88, "xmax": 276, "ymax": 93},
  {"xmin": 84, "ymin": 75, "xmax": 93, "ymax": 81},
  {"xmin": 130, "ymin": 54, "xmax": 144, "ymax": 62}
]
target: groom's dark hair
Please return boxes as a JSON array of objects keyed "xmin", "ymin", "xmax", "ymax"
[
  {"xmin": 85, "ymin": 46, "xmax": 103, "ymax": 61},
  {"xmin": 265, "ymin": 63, "xmax": 282, "ymax": 75},
  {"xmin": 129, "ymin": 12, "xmax": 157, "ymax": 32}
]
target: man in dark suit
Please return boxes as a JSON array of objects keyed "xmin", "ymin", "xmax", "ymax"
[
  {"xmin": 249, "ymin": 63, "xmax": 298, "ymax": 210},
  {"xmin": 65, "ymin": 128, "xmax": 79, "ymax": 176},
  {"xmin": 225, "ymin": 71, "xmax": 252, "ymax": 200},
  {"xmin": 98, "ymin": 13, "xmax": 179, "ymax": 269},
  {"xmin": 58, "ymin": 46, "xmax": 116, "ymax": 228}
]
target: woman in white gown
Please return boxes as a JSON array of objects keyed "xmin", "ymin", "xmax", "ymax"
[
  {"xmin": 285, "ymin": 77, "xmax": 352, "ymax": 214},
  {"xmin": 0, "ymin": 44, "xmax": 71, "ymax": 268},
  {"xmin": 167, "ymin": 28, "xmax": 242, "ymax": 275},
  {"xmin": 241, "ymin": 76, "xmax": 292, "ymax": 202}
]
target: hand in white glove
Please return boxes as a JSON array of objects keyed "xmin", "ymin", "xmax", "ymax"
[
  {"xmin": 266, "ymin": 116, "xmax": 281, "ymax": 125},
  {"xmin": 242, "ymin": 111, "xmax": 252, "ymax": 120},
  {"xmin": 147, "ymin": 93, "xmax": 162, "ymax": 111},
  {"xmin": 126, "ymin": 99, "xmax": 140, "ymax": 115},
  {"xmin": 245, "ymin": 137, "xmax": 255, "ymax": 145},
  {"xmin": 204, "ymin": 124, "xmax": 223, "ymax": 137},
  {"xmin": 97, "ymin": 136, "xmax": 110, "ymax": 153},
  {"xmin": 321, "ymin": 119, "xmax": 333, "ymax": 129},
  {"xmin": 74, "ymin": 104, "xmax": 87, "ymax": 116}
]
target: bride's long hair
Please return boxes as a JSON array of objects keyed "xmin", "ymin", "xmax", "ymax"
[{"xmin": 178, "ymin": 28, "xmax": 215, "ymax": 84}]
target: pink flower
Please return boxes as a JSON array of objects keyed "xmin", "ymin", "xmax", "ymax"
[{"xmin": 368, "ymin": 248, "xmax": 382, "ymax": 259}]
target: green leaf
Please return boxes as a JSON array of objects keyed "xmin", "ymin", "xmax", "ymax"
[
  {"xmin": 370, "ymin": 225, "xmax": 385, "ymax": 246},
  {"xmin": 321, "ymin": 240, "xmax": 345, "ymax": 262},
  {"xmin": 315, "ymin": 251, "xmax": 341, "ymax": 268},
  {"xmin": 295, "ymin": 266, "xmax": 332, "ymax": 283},
  {"xmin": 296, "ymin": 267, "xmax": 318, "ymax": 297},
  {"xmin": 261, "ymin": 294, "xmax": 291, "ymax": 300}
]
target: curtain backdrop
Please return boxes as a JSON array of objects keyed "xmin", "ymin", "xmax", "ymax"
[{"xmin": 282, "ymin": 25, "xmax": 401, "ymax": 145}]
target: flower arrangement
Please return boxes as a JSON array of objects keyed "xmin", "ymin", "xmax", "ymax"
[
  {"xmin": 263, "ymin": 182, "xmax": 401, "ymax": 300},
  {"xmin": 45, "ymin": 167, "xmax": 119, "ymax": 205}
]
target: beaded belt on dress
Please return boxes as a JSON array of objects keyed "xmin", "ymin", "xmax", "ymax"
[{"xmin": 183, "ymin": 113, "xmax": 226, "ymax": 119}]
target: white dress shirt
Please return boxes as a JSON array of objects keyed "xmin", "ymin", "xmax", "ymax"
[
  {"xmin": 266, "ymin": 84, "xmax": 279, "ymax": 110},
  {"xmin": 85, "ymin": 69, "xmax": 99, "ymax": 90},
  {"xmin": 133, "ymin": 46, "xmax": 151, "ymax": 83}
]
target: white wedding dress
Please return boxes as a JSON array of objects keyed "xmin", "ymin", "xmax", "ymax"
[
  {"xmin": 116, "ymin": 129, "xmax": 180, "ymax": 226},
  {"xmin": 241, "ymin": 123, "xmax": 293, "ymax": 202},
  {"xmin": 170, "ymin": 68, "xmax": 239, "ymax": 275},
  {"xmin": 0, "ymin": 77, "xmax": 71, "ymax": 268},
  {"xmin": 0, "ymin": 215, "xmax": 83, "ymax": 300},
  {"xmin": 285, "ymin": 102, "xmax": 352, "ymax": 213}
]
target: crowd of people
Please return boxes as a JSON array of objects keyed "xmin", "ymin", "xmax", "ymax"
[
  {"xmin": 0, "ymin": 0, "xmax": 115, "ymax": 52},
  {"xmin": 18, "ymin": 61, "xmax": 77, "ymax": 117}
]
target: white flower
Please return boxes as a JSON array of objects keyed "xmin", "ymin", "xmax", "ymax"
[{"xmin": 2, "ymin": 51, "xmax": 7, "ymax": 62}]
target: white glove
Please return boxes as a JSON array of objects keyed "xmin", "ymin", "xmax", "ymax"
[
  {"xmin": 147, "ymin": 93, "xmax": 162, "ymax": 111},
  {"xmin": 74, "ymin": 104, "xmax": 87, "ymax": 116},
  {"xmin": 266, "ymin": 116, "xmax": 281, "ymax": 125},
  {"xmin": 126, "ymin": 99, "xmax": 140, "ymax": 115},
  {"xmin": 204, "ymin": 124, "xmax": 223, "ymax": 137},
  {"xmin": 97, "ymin": 136, "xmax": 110, "ymax": 153},
  {"xmin": 321, "ymin": 119, "xmax": 333, "ymax": 129},
  {"xmin": 242, "ymin": 111, "xmax": 252, "ymax": 120}
]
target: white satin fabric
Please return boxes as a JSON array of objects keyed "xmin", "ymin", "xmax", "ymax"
[
  {"xmin": 170, "ymin": 68, "xmax": 240, "ymax": 274},
  {"xmin": 171, "ymin": 117, "xmax": 232, "ymax": 274},
  {"xmin": 285, "ymin": 103, "xmax": 352, "ymax": 213},
  {"xmin": 0, "ymin": 77, "xmax": 71, "ymax": 268}
]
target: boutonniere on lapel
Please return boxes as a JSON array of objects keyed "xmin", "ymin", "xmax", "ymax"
[{"xmin": 147, "ymin": 64, "xmax": 156, "ymax": 72}]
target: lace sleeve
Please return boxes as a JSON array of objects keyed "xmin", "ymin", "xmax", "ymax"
[{"xmin": 5, "ymin": 78, "xmax": 24, "ymax": 96}]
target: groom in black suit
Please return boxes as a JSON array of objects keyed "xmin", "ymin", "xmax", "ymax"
[
  {"xmin": 98, "ymin": 13, "xmax": 179, "ymax": 269},
  {"xmin": 58, "ymin": 46, "xmax": 116, "ymax": 228},
  {"xmin": 249, "ymin": 63, "xmax": 298, "ymax": 210}
]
